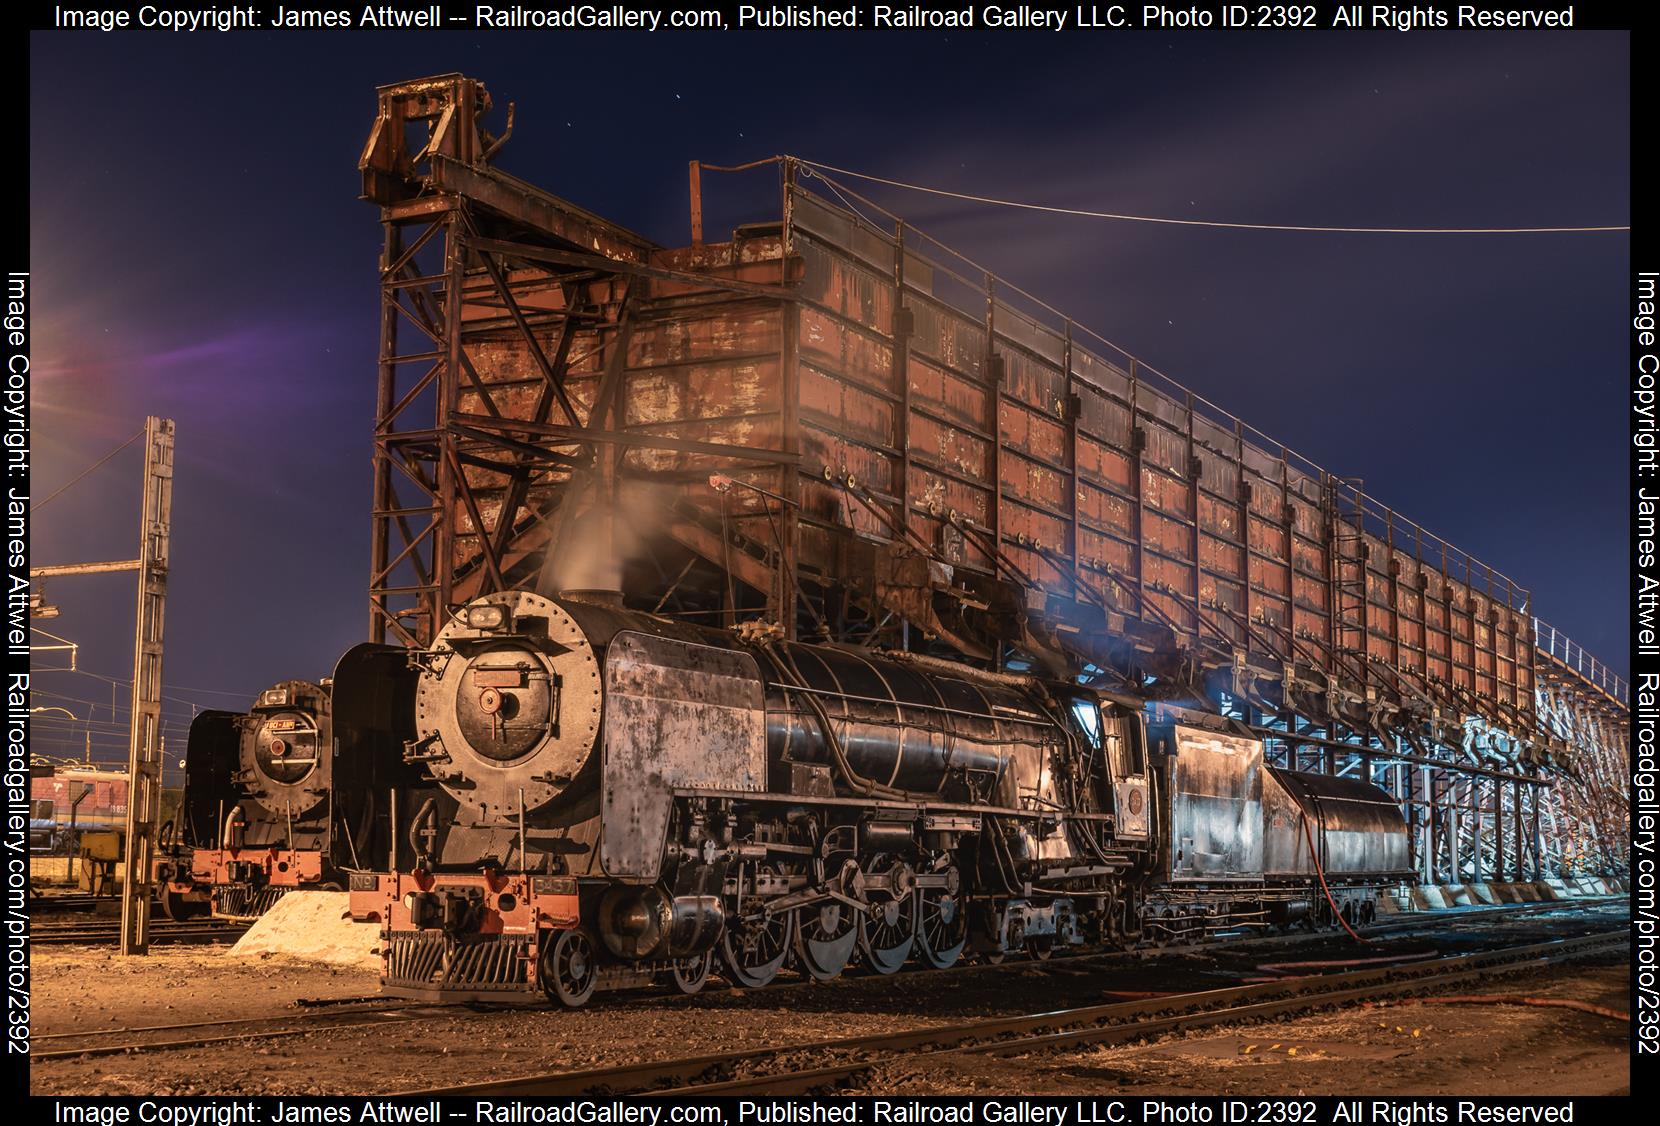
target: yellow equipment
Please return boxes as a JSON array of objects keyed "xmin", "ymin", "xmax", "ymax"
[{"xmin": 77, "ymin": 831, "xmax": 123, "ymax": 895}]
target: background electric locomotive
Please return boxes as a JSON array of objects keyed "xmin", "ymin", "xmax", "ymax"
[
  {"xmin": 158, "ymin": 646, "xmax": 431, "ymax": 921},
  {"xmin": 347, "ymin": 590, "xmax": 1409, "ymax": 1006}
]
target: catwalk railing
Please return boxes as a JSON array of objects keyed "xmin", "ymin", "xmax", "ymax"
[{"xmin": 1532, "ymin": 618, "xmax": 1628, "ymax": 705}]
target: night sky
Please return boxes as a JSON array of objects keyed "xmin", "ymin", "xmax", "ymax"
[{"xmin": 26, "ymin": 29, "xmax": 1630, "ymax": 775}]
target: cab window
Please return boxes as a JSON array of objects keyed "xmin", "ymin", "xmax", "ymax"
[
  {"xmin": 1101, "ymin": 705, "xmax": 1146, "ymax": 778},
  {"xmin": 1070, "ymin": 697, "xmax": 1102, "ymax": 751}
]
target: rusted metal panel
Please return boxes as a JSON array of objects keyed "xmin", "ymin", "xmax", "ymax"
[
  {"xmin": 1002, "ymin": 447, "xmax": 1069, "ymax": 514},
  {"xmin": 797, "ymin": 240, "xmax": 895, "ymax": 335},
  {"xmin": 998, "ymin": 348, "xmax": 1068, "ymax": 419},
  {"xmin": 798, "ymin": 307, "xmax": 894, "ymax": 391},
  {"xmin": 626, "ymin": 360, "xmax": 779, "ymax": 427},
  {"xmin": 909, "ymin": 411, "xmax": 991, "ymax": 482},
  {"xmin": 1248, "ymin": 515, "xmax": 1289, "ymax": 561},
  {"xmin": 907, "ymin": 295, "xmax": 988, "ymax": 382},
  {"xmin": 601, "ymin": 632, "xmax": 766, "ymax": 882},
  {"xmin": 1197, "ymin": 494, "xmax": 1241, "ymax": 544},
  {"xmin": 1078, "ymin": 437, "xmax": 1133, "ymax": 492},
  {"xmin": 1257, "ymin": 595, "xmax": 1290, "ymax": 638},
  {"xmin": 909, "ymin": 357, "xmax": 992, "ymax": 431},
  {"xmin": 802, "ymin": 421, "xmax": 894, "ymax": 492},
  {"xmin": 800, "ymin": 363, "xmax": 894, "ymax": 447},
  {"xmin": 633, "ymin": 306, "xmax": 784, "ymax": 368},
  {"xmin": 1250, "ymin": 553, "xmax": 1291, "ymax": 598},
  {"xmin": 1078, "ymin": 481, "xmax": 1134, "ymax": 539},
  {"xmin": 1079, "ymin": 528, "xmax": 1135, "ymax": 574},
  {"xmin": 1140, "ymin": 468, "xmax": 1192, "ymax": 520},
  {"xmin": 910, "ymin": 463, "xmax": 992, "ymax": 525},
  {"xmin": 1199, "ymin": 534, "xmax": 1244, "ymax": 580}
]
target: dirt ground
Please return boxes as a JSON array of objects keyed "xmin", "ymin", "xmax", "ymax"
[
  {"xmin": 27, "ymin": 934, "xmax": 1630, "ymax": 1097},
  {"xmin": 854, "ymin": 962, "xmax": 1632, "ymax": 1097}
]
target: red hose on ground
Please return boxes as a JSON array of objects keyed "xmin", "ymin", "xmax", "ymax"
[
  {"xmin": 1301, "ymin": 813, "xmax": 1369, "ymax": 944},
  {"xmin": 1395, "ymin": 995, "xmax": 1630, "ymax": 1022}
]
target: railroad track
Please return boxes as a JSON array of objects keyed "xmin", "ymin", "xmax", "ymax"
[
  {"xmin": 30, "ymin": 895, "xmax": 119, "ymax": 915},
  {"xmin": 31, "ymin": 998, "xmax": 441, "ymax": 1061},
  {"xmin": 409, "ymin": 927, "xmax": 1627, "ymax": 1097},
  {"xmin": 31, "ymin": 919, "xmax": 249, "ymax": 947},
  {"xmin": 27, "ymin": 901, "xmax": 1623, "ymax": 1065}
]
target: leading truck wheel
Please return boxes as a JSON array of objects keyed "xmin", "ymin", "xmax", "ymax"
[
  {"xmin": 540, "ymin": 930, "xmax": 598, "ymax": 1009},
  {"xmin": 668, "ymin": 951, "xmax": 713, "ymax": 995}
]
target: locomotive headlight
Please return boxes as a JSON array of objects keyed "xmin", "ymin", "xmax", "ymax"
[
  {"xmin": 466, "ymin": 604, "xmax": 509, "ymax": 631},
  {"xmin": 259, "ymin": 687, "xmax": 291, "ymax": 707}
]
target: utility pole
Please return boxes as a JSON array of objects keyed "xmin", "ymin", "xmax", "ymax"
[
  {"xmin": 120, "ymin": 417, "xmax": 173, "ymax": 954},
  {"xmin": 28, "ymin": 415, "xmax": 174, "ymax": 955}
]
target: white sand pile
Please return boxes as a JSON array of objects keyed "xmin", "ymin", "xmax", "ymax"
[{"xmin": 229, "ymin": 891, "xmax": 380, "ymax": 970}]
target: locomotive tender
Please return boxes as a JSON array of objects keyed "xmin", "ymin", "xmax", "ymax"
[
  {"xmin": 159, "ymin": 648, "xmax": 428, "ymax": 921},
  {"xmin": 348, "ymin": 590, "xmax": 1409, "ymax": 1006}
]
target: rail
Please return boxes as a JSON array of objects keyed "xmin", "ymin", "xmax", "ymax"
[
  {"xmin": 410, "ymin": 927, "xmax": 1629, "ymax": 1096},
  {"xmin": 1533, "ymin": 618, "xmax": 1629, "ymax": 704}
]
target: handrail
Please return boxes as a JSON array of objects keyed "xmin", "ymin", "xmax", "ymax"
[{"xmin": 1532, "ymin": 619, "xmax": 1628, "ymax": 705}]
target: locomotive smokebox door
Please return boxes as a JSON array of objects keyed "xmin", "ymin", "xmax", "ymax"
[
  {"xmin": 601, "ymin": 633, "xmax": 766, "ymax": 882},
  {"xmin": 240, "ymin": 681, "xmax": 330, "ymax": 816},
  {"xmin": 414, "ymin": 590, "xmax": 603, "ymax": 818}
]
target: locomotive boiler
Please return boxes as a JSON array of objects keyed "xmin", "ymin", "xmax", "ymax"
[
  {"xmin": 349, "ymin": 590, "xmax": 1410, "ymax": 1006},
  {"xmin": 158, "ymin": 646, "xmax": 427, "ymax": 920}
]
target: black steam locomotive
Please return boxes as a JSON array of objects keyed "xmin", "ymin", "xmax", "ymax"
[
  {"xmin": 347, "ymin": 590, "xmax": 1410, "ymax": 1006},
  {"xmin": 159, "ymin": 648, "xmax": 430, "ymax": 920}
]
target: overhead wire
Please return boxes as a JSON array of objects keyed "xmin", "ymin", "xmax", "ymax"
[
  {"xmin": 30, "ymin": 429, "xmax": 143, "ymax": 512},
  {"xmin": 796, "ymin": 159, "xmax": 1631, "ymax": 235},
  {"xmin": 30, "ymin": 666, "xmax": 254, "ymax": 710}
]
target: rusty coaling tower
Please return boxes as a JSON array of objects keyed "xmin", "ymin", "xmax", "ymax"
[{"xmin": 359, "ymin": 74, "xmax": 1628, "ymax": 894}]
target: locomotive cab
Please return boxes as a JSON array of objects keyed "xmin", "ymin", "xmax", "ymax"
[{"xmin": 1085, "ymin": 697, "xmax": 1152, "ymax": 843}]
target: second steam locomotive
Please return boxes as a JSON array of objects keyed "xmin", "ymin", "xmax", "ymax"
[
  {"xmin": 345, "ymin": 590, "xmax": 1410, "ymax": 1006},
  {"xmin": 159, "ymin": 649, "xmax": 430, "ymax": 920}
]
